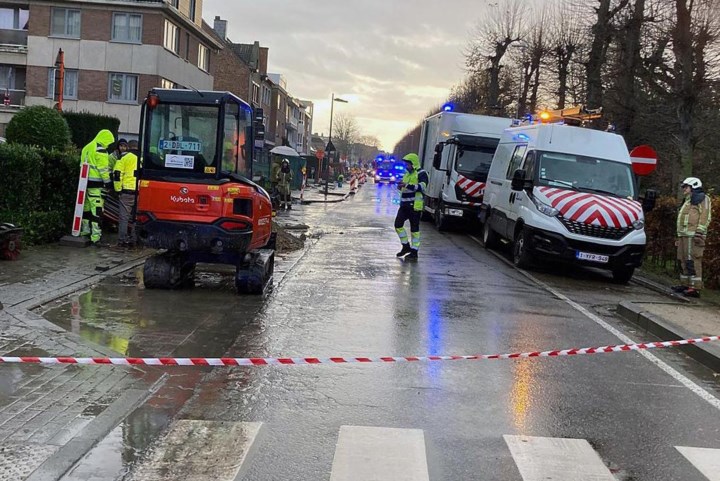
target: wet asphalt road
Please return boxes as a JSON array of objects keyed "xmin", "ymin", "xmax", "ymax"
[{"xmin": 45, "ymin": 183, "xmax": 720, "ymax": 480}]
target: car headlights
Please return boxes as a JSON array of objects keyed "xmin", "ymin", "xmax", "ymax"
[
  {"xmin": 532, "ymin": 197, "xmax": 559, "ymax": 217},
  {"xmin": 632, "ymin": 219, "xmax": 644, "ymax": 230},
  {"xmin": 390, "ymin": 175, "xmax": 396, "ymax": 181}
]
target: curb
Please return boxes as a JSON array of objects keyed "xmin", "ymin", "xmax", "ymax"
[
  {"xmin": 617, "ymin": 301, "xmax": 720, "ymax": 373},
  {"xmin": 26, "ymin": 374, "xmax": 168, "ymax": 481},
  {"xmin": 301, "ymin": 192, "xmax": 352, "ymax": 204},
  {"xmin": 631, "ymin": 274, "xmax": 691, "ymax": 303}
]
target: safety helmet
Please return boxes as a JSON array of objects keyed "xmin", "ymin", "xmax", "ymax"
[
  {"xmin": 281, "ymin": 158, "xmax": 289, "ymax": 164},
  {"xmin": 402, "ymin": 153, "xmax": 420, "ymax": 170},
  {"xmin": 681, "ymin": 177, "xmax": 702, "ymax": 189}
]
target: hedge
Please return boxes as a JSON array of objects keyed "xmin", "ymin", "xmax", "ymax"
[
  {"xmin": 644, "ymin": 195, "xmax": 720, "ymax": 289},
  {"xmin": 0, "ymin": 144, "xmax": 79, "ymax": 245},
  {"xmin": 63, "ymin": 111, "xmax": 121, "ymax": 149},
  {"xmin": 5, "ymin": 106, "xmax": 71, "ymax": 150}
]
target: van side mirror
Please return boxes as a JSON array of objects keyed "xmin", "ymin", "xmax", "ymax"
[
  {"xmin": 511, "ymin": 169, "xmax": 532, "ymax": 191},
  {"xmin": 642, "ymin": 189, "xmax": 657, "ymax": 212},
  {"xmin": 433, "ymin": 143, "xmax": 444, "ymax": 170}
]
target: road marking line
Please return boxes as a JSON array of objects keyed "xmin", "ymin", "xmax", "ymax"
[
  {"xmin": 130, "ymin": 420, "xmax": 262, "ymax": 481},
  {"xmin": 468, "ymin": 234, "xmax": 720, "ymax": 411},
  {"xmin": 676, "ymin": 446, "xmax": 720, "ymax": 481},
  {"xmin": 504, "ymin": 435, "xmax": 615, "ymax": 481},
  {"xmin": 330, "ymin": 426, "xmax": 429, "ymax": 481}
]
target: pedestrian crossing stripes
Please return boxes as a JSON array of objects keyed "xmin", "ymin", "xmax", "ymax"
[
  {"xmin": 676, "ymin": 446, "xmax": 720, "ymax": 481},
  {"xmin": 330, "ymin": 426, "xmax": 429, "ymax": 481},
  {"xmin": 128, "ymin": 420, "xmax": 263, "ymax": 481},
  {"xmin": 504, "ymin": 435, "xmax": 615, "ymax": 480},
  {"xmin": 122, "ymin": 422, "xmax": 719, "ymax": 481}
]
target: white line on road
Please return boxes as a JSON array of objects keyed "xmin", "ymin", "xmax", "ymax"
[
  {"xmin": 330, "ymin": 426, "xmax": 430, "ymax": 481},
  {"xmin": 130, "ymin": 420, "xmax": 263, "ymax": 481},
  {"xmin": 468, "ymin": 235, "xmax": 720, "ymax": 411},
  {"xmin": 504, "ymin": 435, "xmax": 616, "ymax": 481},
  {"xmin": 676, "ymin": 446, "xmax": 720, "ymax": 481}
]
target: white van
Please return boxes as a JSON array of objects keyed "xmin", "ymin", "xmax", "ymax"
[
  {"xmin": 418, "ymin": 112, "xmax": 511, "ymax": 230},
  {"xmin": 480, "ymin": 123, "xmax": 654, "ymax": 283}
]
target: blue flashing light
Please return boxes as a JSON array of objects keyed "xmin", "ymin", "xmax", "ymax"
[
  {"xmin": 514, "ymin": 133, "xmax": 531, "ymax": 142},
  {"xmin": 376, "ymin": 155, "xmax": 385, "ymax": 162},
  {"xmin": 442, "ymin": 103, "xmax": 454, "ymax": 112}
]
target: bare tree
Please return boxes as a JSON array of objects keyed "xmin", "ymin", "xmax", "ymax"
[
  {"xmin": 672, "ymin": 0, "xmax": 720, "ymax": 181},
  {"xmin": 332, "ymin": 112, "xmax": 360, "ymax": 159},
  {"xmin": 466, "ymin": 0, "xmax": 528, "ymax": 112},
  {"xmin": 585, "ymin": 0, "xmax": 631, "ymax": 109},
  {"xmin": 546, "ymin": 0, "xmax": 585, "ymax": 109}
]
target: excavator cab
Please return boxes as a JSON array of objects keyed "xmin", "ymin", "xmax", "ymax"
[{"xmin": 136, "ymin": 89, "xmax": 275, "ymax": 294}]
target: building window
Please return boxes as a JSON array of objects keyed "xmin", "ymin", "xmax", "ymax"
[
  {"xmin": 51, "ymin": 8, "xmax": 81, "ymax": 38},
  {"xmin": 47, "ymin": 68, "xmax": 78, "ymax": 100},
  {"xmin": 261, "ymin": 86, "xmax": 271, "ymax": 105},
  {"xmin": 0, "ymin": 66, "xmax": 17, "ymax": 90},
  {"xmin": 108, "ymin": 73, "xmax": 138, "ymax": 103},
  {"xmin": 163, "ymin": 20, "xmax": 179, "ymax": 54},
  {"xmin": 169, "ymin": 0, "xmax": 179, "ymax": 8},
  {"xmin": 0, "ymin": 7, "xmax": 29, "ymax": 30},
  {"xmin": 198, "ymin": 44, "xmax": 209, "ymax": 72},
  {"xmin": 160, "ymin": 78, "xmax": 176, "ymax": 89},
  {"xmin": 112, "ymin": 13, "xmax": 142, "ymax": 43},
  {"xmin": 252, "ymin": 83, "xmax": 260, "ymax": 104},
  {"xmin": 189, "ymin": 0, "xmax": 196, "ymax": 21}
]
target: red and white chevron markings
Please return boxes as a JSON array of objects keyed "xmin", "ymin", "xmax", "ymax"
[
  {"xmin": 457, "ymin": 174, "xmax": 485, "ymax": 199},
  {"xmin": 536, "ymin": 187, "xmax": 642, "ymax": 228}
]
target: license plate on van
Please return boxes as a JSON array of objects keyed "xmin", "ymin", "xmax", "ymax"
[{"xmin": 576, "ymin": 251, "xmax": 609, "ymax": 263}]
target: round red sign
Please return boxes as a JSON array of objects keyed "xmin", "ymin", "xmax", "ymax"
[{"xmin": 630, "ymin": 145, "xmax": 658, "ymax": 176}]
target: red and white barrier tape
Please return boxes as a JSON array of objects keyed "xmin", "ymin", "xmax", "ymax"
[{"xmin": 1, "ymin": 336, "xmax": 717, "ymax": 367}]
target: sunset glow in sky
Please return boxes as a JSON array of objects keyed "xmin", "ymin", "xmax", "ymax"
[{"xmin": 203, "ymin": 0, "xmax": 490, "ymax": 150}]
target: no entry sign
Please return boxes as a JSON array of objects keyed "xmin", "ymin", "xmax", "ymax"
[{"xmin": 630, "ymin": 145, "xmax": 657, "ymax": 176}]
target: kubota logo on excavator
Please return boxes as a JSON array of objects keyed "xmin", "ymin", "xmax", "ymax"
[
  {"xmin": 170, "ymin": 195, "xmax": 195, "ymax": 204},
  {"xmin": 180, "ymin": 187, "xmax": 189, "ymax": 195}
]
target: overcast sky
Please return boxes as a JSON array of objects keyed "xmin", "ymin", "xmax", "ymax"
[{"xmin": 202, "ymin": 0, "xmax": 490, "ymax": 151}]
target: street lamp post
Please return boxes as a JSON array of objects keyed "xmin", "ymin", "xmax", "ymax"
[{"xmin": 324, "ymin": 93, "xmax": 348, "ymax": 200}]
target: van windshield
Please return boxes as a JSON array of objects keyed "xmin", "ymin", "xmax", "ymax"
[
  {"xmin": 536, "ymin": 151, "xmax": 636, "ymax": 199},
  {"xmin": 455, "ymin": 145, "xmax": 496, "ymax": 180}
]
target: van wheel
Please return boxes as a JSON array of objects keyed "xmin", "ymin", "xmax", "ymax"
[
  {"xmin": 612, "ymin": 267, "xmax": 634, "ymax": 284},
  {"xmin": 482, "ymin": 219, "xmax": 499, "ymax": 249},
  {"xmin": 435, "ymin": 201, "xmax": 450, "ymax": 231},
  {"xmin": 513, "ymin": 227, "xmax": 533, "ymax": 269}
]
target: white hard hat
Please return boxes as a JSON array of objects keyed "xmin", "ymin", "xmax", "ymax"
[{"xmin": 681, "ymin": 177, "xmax": 702, "ymax": 189}]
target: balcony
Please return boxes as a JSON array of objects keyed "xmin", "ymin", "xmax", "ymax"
[
  {"xmin": 0, "ymin": 29, "xmax": 27, "ymax": 53},
  {"xmin": 0, "ymin": 89, "xmax": 25, "ymax": 108}
]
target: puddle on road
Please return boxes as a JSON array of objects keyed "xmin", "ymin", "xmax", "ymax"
[{"xmin": 40, "ymin": 266, "xmax": 268, "ymax": 358}]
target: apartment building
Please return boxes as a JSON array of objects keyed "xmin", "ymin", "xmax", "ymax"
[{"xmin": 0, "ymin": 0, "xmax": 221, "ymax": 137}]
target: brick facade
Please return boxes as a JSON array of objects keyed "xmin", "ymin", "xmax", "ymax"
[{"xmin": 26, "ymin": 65, "xmax": 158, "ymax": 104}]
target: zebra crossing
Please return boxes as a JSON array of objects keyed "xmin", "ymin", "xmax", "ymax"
[{"xmin": 127, "ymin": 420, "xmax": 720, "ymax": 481}]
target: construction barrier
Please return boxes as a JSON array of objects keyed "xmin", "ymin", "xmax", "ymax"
[
  {"xmin": 0, "ymin": 336, "xmax": 717, "ymax": 367},
  {"xmin": 70, "ymin": 161, "xmax": 90, "ymax": 236},
  {"xmin": 349, "ymin": 175, "xmax": 358, "ymax": 195}
]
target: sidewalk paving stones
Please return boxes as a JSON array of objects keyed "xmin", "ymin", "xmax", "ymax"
[
  {"xmin": 0, "ymin": 243, "xmax": 159, "ymax": 481},
  {"xmin": 617, "ymin": 300, "xmax": 720, "ymax": 373}
]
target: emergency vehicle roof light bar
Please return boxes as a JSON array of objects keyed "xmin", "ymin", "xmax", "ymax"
[{"xmin": 535, "ymin": 105, "xmax": 603, "ymax": 125}]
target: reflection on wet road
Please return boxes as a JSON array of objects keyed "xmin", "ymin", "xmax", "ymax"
[{"xmin": 43, "ymin": 183, "xmax": 720, "ymax": 481}]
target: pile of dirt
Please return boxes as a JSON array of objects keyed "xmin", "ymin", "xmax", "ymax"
[{"xmin": 273, "ymin": 223, "xmax": 305, "ymax": 253}]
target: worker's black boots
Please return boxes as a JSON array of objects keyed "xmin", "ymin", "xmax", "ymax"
[
  {"xmin": 396, "ymin": 244, "xmax": 412, "ymax": 257},
  {"xmin": 405, "ymin": 249, "xmax": 418, "ymax": 260}
]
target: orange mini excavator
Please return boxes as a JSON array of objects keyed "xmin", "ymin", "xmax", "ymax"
[{"xmin": 135, "ymin": 89, "xmax": 275, "ymax": 294}]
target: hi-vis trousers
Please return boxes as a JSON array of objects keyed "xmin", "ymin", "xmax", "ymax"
[{"xmin": 677, "ymin": 236, "xmax": 705, "ymax": 289}]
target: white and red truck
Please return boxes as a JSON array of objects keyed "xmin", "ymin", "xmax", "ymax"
[{"xmin": 418, "ymin": 111, "xmax": 512, "ymax": 230}]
